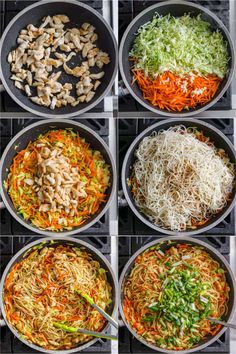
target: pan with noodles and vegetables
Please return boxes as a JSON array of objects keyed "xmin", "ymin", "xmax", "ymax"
[
  {"xmin": 0, "ymin": 119, "xmax": 116, "ymax": 236},
  {"xmin": 119, "ymin": 0, "xmax": 235, "ymax": 117},
  {"xmin": 0, "ymin": 237, "xmax": 117, "ymax": 353},
  {"xmin": 122, "ymin": 118, "xmax": 236, "ymax": 236},
  {"xmin": 119, "ymin": 237, "xmax": 236, "ymax": 353}
]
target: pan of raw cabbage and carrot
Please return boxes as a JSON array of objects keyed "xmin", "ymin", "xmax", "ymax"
[{"xmin": 119, "ymin": 0, "xmax": 235, "ymax": 117}]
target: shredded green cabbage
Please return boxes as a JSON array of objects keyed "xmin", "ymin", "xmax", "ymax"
[{"xmin": 130, "ymin": 14, "xmax": 229, "ymax": 78}]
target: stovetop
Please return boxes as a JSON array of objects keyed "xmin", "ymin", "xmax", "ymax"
[
  {"xmin": 118, "ymin": 0, "xmax": 232, "ymax": 113},
  {"xmin": 118, "ymin": 235, "xmax": 231, "ymax": 354},
  {"xmin": 0, "ymin": 236, "xmax": 111, "ymax": 354}
]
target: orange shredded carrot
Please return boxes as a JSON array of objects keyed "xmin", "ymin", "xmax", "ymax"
[{"xmin": 133, "ymin": 69, "xmax": 222, "ymax": 112}]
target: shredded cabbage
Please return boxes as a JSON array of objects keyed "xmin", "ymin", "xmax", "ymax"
[{"xmin": 130, "ymin": 14, "xmax": 229, "ymax": 79}]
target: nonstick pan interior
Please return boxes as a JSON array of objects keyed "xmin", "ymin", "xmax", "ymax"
[
  {"xmin": 122, "ymin": 119, "xmax": 236, "ymax": 236},
  {"xmin": 0, "ymin": 0, "xmax": 117, "ymax": 117},
  {"xmin": 119, "ymin": 0, "xmax": 235, "ymax": 117},
  {"xmin": 119, "ymin": 237, "xmax": 236, "ymax": 354},
  {"xmin": 0, "ymin": 120, "xmax": 115, "ymax": 236}
]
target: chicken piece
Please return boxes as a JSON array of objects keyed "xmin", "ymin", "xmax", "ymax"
[
  {"xmin": 90, "ymin": 71, "xmax": 104, "ymax": 80},
  {"xmin": 85, "ymin": 91, "xmax": 95, "ymax": 102},
  {"xmin": 25, "ymin": 84, "xmax": 31, "ymax": 97},
  {"xmin": 82, "ymin": 42, "xmax": 94, "ymax": 58}
]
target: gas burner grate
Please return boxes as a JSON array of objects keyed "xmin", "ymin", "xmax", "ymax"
[
  {"xmin": 0, "ymin": 118, "xmax": 110, "ymax": 236},
  {"xmin": 118, "ymin": 0, "xmax": 232, "ymax": 111},
  {"xmin": 12, "ymin": 235, "xmax": 111, "ymax": 255},
  {"xmin": 118, "ymin": 236, "xmax": 230, "ymax": 353},
  {"xmin": 130, "ymin": 236, "xmax": 229, "ymax": 255},
  {"xmin": 118, "ymin": 118, "xmax": 235, "ymax": 236},
  {"xmin": 12, "ymin": 118, "xmax": 109, "ymax": 137},
  {"xmin": 132, "ymin": 0, "xmax": 229, "ymax": 27},
  {"xmin": 0, "ymin": 236, "xmax": 111, "ymax": 353},
  {"xmin": 4, "ymin": 0, "xmax": 103, "ymax": 12},
  {"xmin": 138, "ymin": 118, "xmax": 234, "ymax": 136},
  {"xmin": 0, "ymin": 0, "xmax": 104, "ymax": 113}
]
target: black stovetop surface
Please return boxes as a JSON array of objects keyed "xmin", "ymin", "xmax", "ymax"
[
  {"xmin": 118, "ymin": 236, "xmax": 231, "ymax": 354},
  {"xmin": 118, "ymin": 0, "xmax": 232, "ymax": 112},
  {"xmin": 0, "ymin": 0, "xmax": 104, "ymax": 113}
]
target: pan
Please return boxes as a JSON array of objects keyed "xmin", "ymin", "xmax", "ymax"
[
  {"xmin": 119, "ymin": 0, "xmax": 235, "ymax": 117},
  {"xmin": 0, "ymin": 236, "xmax": 118, "ymax": 354},
  {"xmin": 119, "ymin": 236, "xmax": 236, "ymax": 353},
  {"xmin": 0, "ymin": 119, "xmax": 116, "ymax": 236},
  {"xmin": 121, "ymin": 118, "xmax": 236, "ymax": 236},
  {"xmin": 0, "ymin": 0, "xmax": 118, "ymax": 118}
]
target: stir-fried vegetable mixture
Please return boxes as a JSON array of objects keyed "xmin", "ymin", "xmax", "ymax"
[
  {"xmin": 4, "ymin": 244, "xmax": 112, "ymax": 350},
  {"xmin": 5, "ymin": 129, "xmax": 110, "ymax": 231},
  {"xmin": 130, "ymin": 126, "xmax": 235, "ymax": 231},
  {"xmin": 123, "ymin": 243, "xmax": 230, "ymax": 350},
  {"xmin": 130, "ymin": 14, "xmax": 230, "ymax": 111}
]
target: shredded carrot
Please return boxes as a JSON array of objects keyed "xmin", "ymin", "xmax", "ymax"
[
  {"xmin": 133, "ymin": 69, "xmax": 222, "ymax": 112},
  {"xmin": 211, "ymin": 324, "xmax": 222, "ymax": 336}
]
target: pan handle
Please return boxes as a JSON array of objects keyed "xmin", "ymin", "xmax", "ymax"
[
  {"xmin": 118, "ymin": 190, "xmax": 128, "ymax": 208},
  {"xmin": 0, "ymin": 84, "xmax": 6, "ymax": 93}
]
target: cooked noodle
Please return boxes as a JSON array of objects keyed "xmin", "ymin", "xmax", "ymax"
[
  {"xmin": 4, "ymin": 244, "xmax": 112, "ymax": 350},
  {"xmin": 130, "ymin": 126, "xmax": 235, "ymax": 231},
  {"xmin": 123, "ymin": 243, "xmax": 230, "ymax": 350}
]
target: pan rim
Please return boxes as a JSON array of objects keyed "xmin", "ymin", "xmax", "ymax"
[
  {"xmin": 118, "ymin": 235, "xmax": 236, "ymax": 354},
  {"xmin": 119, "ymin": 0, "xmax": 235, "ymax": 117},
  {"xmin": 121, "ymin": 118, "xmax": 236, "ymax": 236},
  {"xmin": 0, "ymin": 236, "xmax": 118, "ymax": 354},
  {"xmin": 0, "ymin": 118, "xmax": 116, "ymax": 236},
  {"xmin": 0, "ymin": 0, "xmax": 118, "ymax": 118}
]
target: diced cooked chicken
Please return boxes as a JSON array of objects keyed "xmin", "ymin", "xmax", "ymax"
[
  {"xmin": 86, "ymin": 91, "xmax": 95, "ymax": 102},
  {"xmin": 35, "ymin": 146, "xmax": 87, "ymax": 214},
  {"xmin": 8, "ymin": 16, "xmax": 110, "ymax": 109},
  {"xmin": 25, "ymin": 84, "xmax": 31, "ymax": 96}
]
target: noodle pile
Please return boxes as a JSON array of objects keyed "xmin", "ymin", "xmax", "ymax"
[
  {"xmin": 4, "ymin": 244, "xmax": 112, "ymax": 350},
  {"xmin": 123, "ymin": 243, "xmax": 230, "ymax": 351},
  {"xmin": 130, "ymin": 126, "xmax": 235, "ymax": 231}
]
